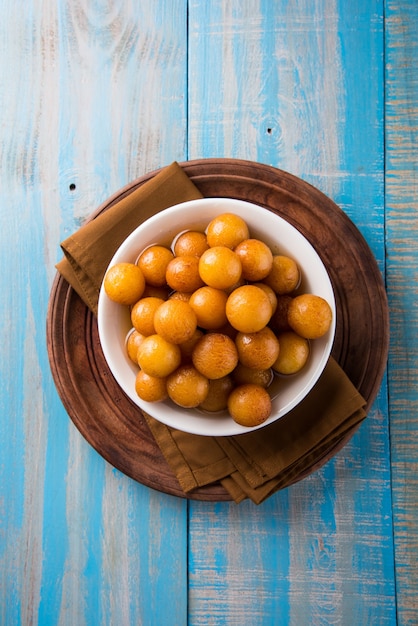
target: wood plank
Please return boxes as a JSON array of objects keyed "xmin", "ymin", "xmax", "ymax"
[
  {"xmin": 385, "ymin": 0, "xmax": 418, "ymax": 621},
  {"xmin": 188, "ymin": 1, "xmax": 395, "ymax": 623},
  {"xmin": 0, "ymin": 2, "xmax": 189, "ymax": 624}
]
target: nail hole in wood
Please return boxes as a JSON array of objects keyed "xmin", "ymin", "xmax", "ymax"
[
  {"xmin": 69, "ymin": 183, "xmax": 76, "ymax": 191},
  {"xmin": 267, "ymin": 128, "xmax": 272, "ymax": 134}
]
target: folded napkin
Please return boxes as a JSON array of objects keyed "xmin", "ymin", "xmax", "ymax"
[
  {"xmin": 56, "ymin": 161, "xmax": 367, "ymax": 504},
  {"xmin": 145, "ymin": 357, "xmax": 365, "ymax": 503}
]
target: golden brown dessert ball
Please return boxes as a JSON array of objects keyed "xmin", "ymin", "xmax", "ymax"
[
  {"xmin": 206, "ymin": 212, "xmax": 250, "ymax": 249},
  {"xmin": 272, "ymin": 331, "xmax": 310, "ymax": 375},
  {"xmin": 165, "ymin": 255, "xmax": 205, "ymax": 293},
  {"xmin": 188, "ymin": 286, "xmax": 228, "ymax": 330},
  {"xmin": 153, "ymin": 299, "xmax": 197, "ymax": 344},
  {"xmin": 137, "ymin": 334, "xmax": 181, "ymax": 378},
  {"xmin": 137, "ymin": 245, "xmax": 174, "ymax": 287},
  {"xmin": 226, "ymin": 284, "xmax": 272, "ymax": 333},
  {"xmin": 235, "ymin": 326, "xmax": 280, "ymax": 370},
  {"xmin": 234, "ymin": 238, "xmax": 273, "ymax": 281},
  {"xmin": 199, "ymin": 376, "xmax": 234, "ymax": 412},
  {"xmin": 287, "ymin": 294, "xmax": 332, "ymax": 339},
  {"xmin": 192, "ymin": 333, "xmax": 239, "ymax": 379},
  {"xmin": 104, "ymin": 262, "xmax": 145, "ymax": 305},
  {"xmin": 173, "ymin": 230, "xmax": 209, "ymax": 257},
  {"xmin": 198, "ymin": 246, "xmax": 242, "ymax": 290},
  {"xmin": 135, "ymin": 370, "xmax": 168, "ymax": 402},
  {"xmin": 166, "ymin": 364, "xmax": 209, "ymax": 408},
  {"xmin": 227, "ymin": 384, "xmax": 272, "ymax": 427},
  {"xmin": 264, "ymin": 255, "xmax": 300, "ymax": 295},
  {"xmin": 130, "ymin": 296, "xmax": 165, "ymax": 336}
]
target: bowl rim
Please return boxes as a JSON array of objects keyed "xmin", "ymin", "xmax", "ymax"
[{"xmin": 97, "ymin": 197, "xmax": 336, "ymax": 436}]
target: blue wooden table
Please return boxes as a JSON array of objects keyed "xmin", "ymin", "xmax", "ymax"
[{"xmin": 1, "ymin": 1, "xmax": 417, "ymax": 624}]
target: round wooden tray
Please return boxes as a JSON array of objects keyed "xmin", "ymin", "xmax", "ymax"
[{"xmin": 47, "ymin": 159, "xmax": 389, "ymax": 501}]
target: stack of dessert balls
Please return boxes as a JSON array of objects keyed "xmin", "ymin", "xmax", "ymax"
[{"xmin": 103, "ymin": 212, "xmax": 332, "ymax": 428}]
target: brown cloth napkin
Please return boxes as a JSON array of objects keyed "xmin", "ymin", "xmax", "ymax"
[
  {"xmin": 56, "ymin": 161, "xmax": 367, "ymax": 504},
  {"xmin": 144, "ymin": 357, "xmax": 365, "ymax": 503}
]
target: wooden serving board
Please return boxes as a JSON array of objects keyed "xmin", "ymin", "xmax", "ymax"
[{"xmin": 47, "ymin": 159, "xmax": 389, "ymax": 501}]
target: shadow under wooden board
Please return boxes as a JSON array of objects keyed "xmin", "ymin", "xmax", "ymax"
[{"xmin": 47, "ymin": 159, "xmax": 389, "ymax": 501}]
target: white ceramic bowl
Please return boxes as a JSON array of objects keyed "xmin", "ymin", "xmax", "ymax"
[{"xmin": 98, "ymin": 197, "xmax": 336, "ymax": 436}]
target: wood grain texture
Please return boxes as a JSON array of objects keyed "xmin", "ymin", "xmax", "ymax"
[
  {"xmin": 1, "ymin": 0, "xmax": 415, "ymax": 624},
  {"xmin": 0, "ymin": 2, "xmax": 189, "ymax": 625},
  {"xmin": 188, "ymin": 1, "xmax": 395, "ymax": 624},
  {"xmin": 386, "ymin": 0, "xmax": 418, "ymax": 622},
  {"xmin": 47, "ymin": 159, "xmax": 388, "ymax": 504}
]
